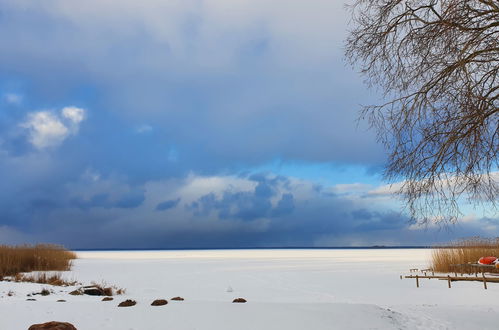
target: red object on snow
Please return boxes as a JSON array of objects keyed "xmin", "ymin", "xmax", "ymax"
[{"xmin": 478, "ymin": 256, "xmax": 497, "ymax": 265}]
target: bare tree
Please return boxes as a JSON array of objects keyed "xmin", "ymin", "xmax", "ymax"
[{"xmin": 345, "ymin": 0, "xmax": 498, "ymax": 225}]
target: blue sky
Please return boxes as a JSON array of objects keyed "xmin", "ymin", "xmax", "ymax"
[{"xmin": 0, "ymin": 0, "xmax": 496, "ymax": 248}]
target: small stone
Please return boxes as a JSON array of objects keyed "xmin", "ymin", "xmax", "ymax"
[
  {"xmin": 82, "ymin": 287, "xmax": 105, "ymax": 296},
  {"xmin": 232, "ymin": 298, "xmax": 247, "ymax": 303},
  {"xmin": 171, "ymin": 296, "xmax": 184, "ymax": 301},
  {"xmin": 26, "ymin": 298, "xmax": 37, "ymax": 301},
  {"xmin": 102, "ymin": 297, "xmax": 113, "ymax": 301},
  {"xmin": 28, "ymin": 321, "xmax": 77, "ymax": 330},
  {"xmin": 151, "ymin": 299, "xmax": 168, "ymax": 306},
  {"xmin": 118, "ymin": 299, "xmax": 136, "ymax": 307},
  {"xmin": 57, "ymin": 300, "xmax": 66, "ymax": 302}
]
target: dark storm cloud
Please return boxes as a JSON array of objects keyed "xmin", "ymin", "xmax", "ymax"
[
  {"xmin": 0, "ymin": 1, "xmax": 493, "ymax": 249},
  {"xmin": 156, "ymin": 198, "xmax": 181, "ymax": 211},
  {"xmin": 70, "ymin": 190, "xmax": 145, "ymax": 210},
  {"xmin": 188, "ymin": 175, "xmax": 294, "ymax": 221},
  {"xmin": 352, "ymin": 210, "xmax": 407, "ymax": 231},
  {"xmin": 349, "ymin": 208, "xmax": 406, "ymax": 231},
  {"xmin": 271, "ymin": 193, "xmax": 295, "ymax": 217},
  {"xmin": 115, "ymin": 190, "xmax": 146, "ymax": 209}
]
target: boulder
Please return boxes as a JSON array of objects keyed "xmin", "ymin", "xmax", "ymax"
[
  {"xmin": 28, "ymin": 321, "xmax": 77, "ymax": 330},
  {"xmin": 171, "ymin": 296, "xmax": 184, "ymax": 301},
  {"xmin": 82, "ymin": 287, "xmax": 105, "ymax": 296},
  {"xmin": 232, "ymin": 298, "xmax": 247, "ymax": 303},
  {"xmin": 118, "ymin": 299, "xmax": 136, "ymax": 307},
  {"xmin": 151, "ymin": 299, "xmax": 168, "ymax": 306}
]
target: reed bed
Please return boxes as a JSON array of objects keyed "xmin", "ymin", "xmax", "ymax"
[
  {"xmin": 431, "ymin": 237, "xmax": 499, "ymax": 273},
  {"xmin": 0, "ymin": 244, "xmax": 77, "ymax": 278}
]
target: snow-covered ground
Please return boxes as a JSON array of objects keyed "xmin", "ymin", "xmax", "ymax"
[{"xmin": 1, "ymin": 249, "xmax": 498, "ymax": 330}]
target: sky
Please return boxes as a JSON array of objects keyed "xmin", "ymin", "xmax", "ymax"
[{"xmin": 0, "ymin": 0, "xmax": 496, "ymax": 249}]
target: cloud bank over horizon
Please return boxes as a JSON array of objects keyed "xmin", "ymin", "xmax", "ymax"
[
  {"xmin": 0, "ymin": 168, "xmax": 494, "ymax": 249},
  {"xmin": 0, "ymin": 0, "xmax": 496, "ymax": 248}
]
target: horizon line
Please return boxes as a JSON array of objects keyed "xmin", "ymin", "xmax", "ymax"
[{"xmin": 73, "ymin": 245, "xmax": 432, "ymax": 251}]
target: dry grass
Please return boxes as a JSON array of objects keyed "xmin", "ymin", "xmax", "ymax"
[
  {"xmin": 69, "ymin": 282, "xmax": 126, "ymax": 296},
  {"xmin": 91, "ymin": 282, "xmax": 126, "ymax": 296},
  {"xmin": 0, "ymin": 244, "xmax": 76, "ymax": 278},
  {"xmin": 0, "ymin": 244, "xmax": 127, "ymax": 294},
  {"xmin": 14, "ymin": 272, "xmax": 79, "ymax": 286},
  {"xmin": 115, "ymin": 287, "xmax": 126, "ymax": 295},
  {"xmin": 431, "ymin": 237, "xmax": 499, "ymax": 273}
]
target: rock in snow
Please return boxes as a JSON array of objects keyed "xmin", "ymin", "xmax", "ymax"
[
  {"xmin": 151, "ymin": 299, "xmax": 168, "ymax": 306},
  {"xmin": 82, "ymin": 287, "xmax": 105, "ymax": 296},
  {"xmin": 171, "ymin": 296, "xmax": 184, "ymax": 301},
  {"xmin": 28, "ymin": 321, "xmax": 77, "ymax": 330},
  {"xmin": 118, "ymin": 299, "xmax": 137, "ymax": 307}
]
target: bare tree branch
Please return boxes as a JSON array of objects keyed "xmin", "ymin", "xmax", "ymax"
[{"xmin": 345, "ymin": 0, "xmax": 499, "ymax": 225}]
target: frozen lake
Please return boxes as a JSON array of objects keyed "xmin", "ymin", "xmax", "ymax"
[{"xmin": 1, "ymin": 249, "xmax": 498, "ymax": 329}]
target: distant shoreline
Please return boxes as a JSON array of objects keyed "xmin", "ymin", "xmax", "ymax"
[{"xmin": 73, "ymin": 246, "xmax": 431, "ymax": 251}]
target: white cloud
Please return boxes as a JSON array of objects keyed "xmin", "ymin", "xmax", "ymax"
[
  {"xmin": 3, "ymin": 93, "xmax": 23, "ymax": 105},
  {"xmin": 367, "ymin": 182, "xmax": 403, "ymax": 197},
  {"xmin": 62, "ymin": 106, "xmax": 86, "ymax": 124},
  {"xmin": 21, "ymin": 111, "xmax": 69, "ymax": 149},
  {"xmin": 62, "ymin": 106, "xmax": 86, "ymax": 135},
  {"xmin": 368, "ymin": 172, "xmax": 499, "ymax": 198},
  {"xmin": 21, "ymin": 106, "xmax": 87, "ymax": 149},
  {"xmin": 136, "ymin": 124, "xmax": 153, "ymax": 133},
  {"xmin": 175, "ymin": 173, "xmax": 256, "ymax": 203},
  {"xmin": 333, "ymin": 183, "xmax": 373, "ymax": 194},
  {"xmin": 82, "ymin": 168, "xmax": 101, "ymax": 182}
]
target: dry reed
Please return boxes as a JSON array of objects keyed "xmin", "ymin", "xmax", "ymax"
[
  {"xmin": 14, "ymin": 272, "xmax": 79, "ymax": 286},
  {"xmin": 0, "ymin": 244, "xmax": 76, "ymax": 278},
  {"xmin": 431, "ymin": 237, "xmax": 499, "ymax": 273},
  {"xmin": 90, "ymin": 281, "xmax": 126, "ymax": 296}
]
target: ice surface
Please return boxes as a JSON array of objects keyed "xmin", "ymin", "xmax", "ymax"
[{"xmin": 1, "ymin": 249, "xmax": 497, "ymax": 330}]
